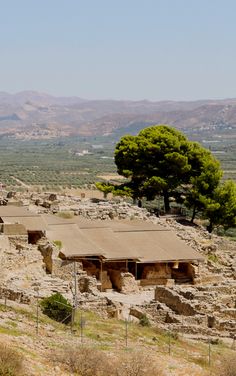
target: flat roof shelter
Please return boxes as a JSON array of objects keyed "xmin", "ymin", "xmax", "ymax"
[
  {"xmin": 45, "ymin": 215, "xmax": 204, "ymax": 288},
  {"xmin": 0, "ymin": 206, "xmax": 47, "ymax": 242},
  {"xmin": 45, "ymin": 215, "xmax": 203, "ymax": 263}
]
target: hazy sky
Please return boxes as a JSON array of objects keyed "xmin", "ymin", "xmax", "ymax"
[{"xmin": 1, "ymin": 0, "xmax": 236, "ymax": 101}]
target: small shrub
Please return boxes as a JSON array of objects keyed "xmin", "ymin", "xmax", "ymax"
[
  {"xmin": 0, "ymin": 344, "xmax": 24, "ymax": 376},
  {"xmin": 57, "ymin": 211, "xmax": 74, "ymax": 219},
  {"xmin": 53, "ymin": 345, "xmax": 112, "ymax": 376},
  {"xmin": 40, "ymin": 292, "xmax": 72, "ymax": 324},
  {"xmin": 170, "ymin": 330, "xmax": 179, "ymax": 340},
  {"xmin": 53, "ymin": 240, "xmax": 62, "ymax": 250},
  {"xmin": 139, "ymin": 314, "xmax": 151, "ymax": 327},
  {"xmin": 114, "ymin": 350, "xmax": 163, "ymax": 376},
  {"xmin": 208, "ymin": 254, "xmax": 219, "ymax": 263}
]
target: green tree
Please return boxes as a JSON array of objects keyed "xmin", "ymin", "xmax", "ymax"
[
  {"xmin": 115, "ymin": 125, "xmax": 222, "ymax": 213},
  {"xmin": 203, "ymin": 180, "xmax": 236, "ymax": 233},
  {"xmin": 184, "ymin": 142, "xmax": 222, "ymax": 222},
  {"xmin": 115, "ymin": 125, "xmax": 191, "ymax": 211},
  {"xmin": 95, "ymin": 182, "xmax": 114, "ymax": 198}
]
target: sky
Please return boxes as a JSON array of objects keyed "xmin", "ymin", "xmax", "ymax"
[{"xmin": 1, "ymin": 0, "xmax": 236, "ymax": 101}]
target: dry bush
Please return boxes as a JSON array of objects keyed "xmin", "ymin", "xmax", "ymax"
[
  {"xmin": 52, "ymin": 345, "xmax": 113, "ymax": 376},
  {"xmin": 218, "ymin": 353, "xmax": 236, "ymax": 376},
  {"xmin": 113, "ymin": 350, "xmax": 163, "ymax": 376},
  {"xmin": 53, "ymin": 345, "xmax": 163, "ymax": 376},
  {"xmin": 0, "ymin": 344, "xmax": 24, "ymax": 376}
]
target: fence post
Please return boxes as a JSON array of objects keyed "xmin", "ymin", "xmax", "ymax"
[
  {"xmin": 36, "ymin": 289, "xmax": 39, "ymax": 335},
  {"xmin": 34, "ymin": 285, "xmax": 40, "ymax": 335},
  {"xmin": 208, "ymin": 338, "xmax": 211, "ymax": 366},
  {"xmin": 71, "ymin": 261, "xmax": 78, "ymax": 334},
  {"xmin": 125, "ymin": 319, "xmax": 128, "ymax": 348},
  {"xmin": 232, "ymin": 335, "xmax": 236, "ymax": 350},
  {"xmin": 168, "ymin": 330, "xmax": 171, "ymax": 355}
]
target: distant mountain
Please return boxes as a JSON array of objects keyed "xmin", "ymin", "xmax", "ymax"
[
  {"xmin": 0, "ymin": 91, "xmax": 86, "ymax": 106},
  {"xmin": 0, "ymin": 91, "xmax": 236, "ymax": 138}
]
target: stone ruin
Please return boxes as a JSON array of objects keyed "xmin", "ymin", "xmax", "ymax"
[{"xmin": 0, "ymin": 191, "xmax": 235, "ymax": 340}]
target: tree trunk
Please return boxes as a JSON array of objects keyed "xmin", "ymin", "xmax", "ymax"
[
  {"xmin": 138, "ymin": 199, "xmax": 142, "ymax": 208},
  {"xmin": 191, "ymin": 205, "xmax": 197, "ymax": 223},
  {"xmin": 163, "ymin": 191, "xmax": 170, "ymax": 213},
  {"xmin": 207, "ymin": 221, "xmax": 213, "ymax": 233}
]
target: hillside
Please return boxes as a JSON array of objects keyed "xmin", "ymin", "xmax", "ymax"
[
  {"xmin": 1, "ymin": 298, "xmax": 234, "ymax": 376},
  {"xmin": 0, "ymin": 191, "xmax": 235, "ymax": 375},
  {"xmin": 1, "ymin": 92, "xmax": 236, "ymax": 138}
]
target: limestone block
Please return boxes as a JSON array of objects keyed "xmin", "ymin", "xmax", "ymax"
[
  {"xmin": 99, "ymin": 270, "xmax": 112, "ymax": 291},
  {"xmin": 120, "ymin": 272, "xmax": 139, "ymax": 294},
  {"xmin": 155, "ymin": 286, "xmax": 197, "ymax": 316}
]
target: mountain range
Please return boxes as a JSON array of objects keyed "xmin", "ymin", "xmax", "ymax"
[{"xmin": 0, "ymin": 91, "xmax": 236, "ymax": 138}]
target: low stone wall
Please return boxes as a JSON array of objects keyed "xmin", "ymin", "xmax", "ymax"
[
  {"xmin": 0, "ymin": 287, "xmax": 31, "ymax": 304},
  {"xmin": 140, "ymin": 278, "xmax": 175, "ymax": 287},
  {"xmin": 108, "ymin": 270, "xmax": 139, "ymax": 293},
  {"xmin": 155, "ymin": 286, "xmax": 197, "ymax": 316}
]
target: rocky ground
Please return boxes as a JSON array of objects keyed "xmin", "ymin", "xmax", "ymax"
[
  {"xmin": 0, "ymin": 297, "xmax": 228, "ymax": 376},
  {"xmin": 0, "ymin": 190, "xmax": 235, "ymax": 374}
]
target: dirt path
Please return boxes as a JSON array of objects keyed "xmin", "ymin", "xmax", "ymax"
[
  {"xmin": 101, "ymin": 289, "xmax": 155, "ymax": 306},
  {"xmin": 11, "ymin": 176, "xmax": 30, "ymax": 188}
]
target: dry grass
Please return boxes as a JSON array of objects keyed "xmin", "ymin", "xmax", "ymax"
[
  {"xmin": 217, "ymin": 353, "xmax": 236, "ymax": 376},
  {"xmin": 52, "ymin": 345, "xmax": 110, "ymax": 375},
  {"xmin": 0, "ymin": 344, "xmax": 24, "ymax": 376},
  {"xmin": 52, "ymin": 345, "xmax": 164, "ymax": 376},
  {"xmin": 113, "ymin": 349, "xmax": 164, "ymax": 376},
  {"xmin": 57, "ymin": 210, "xmax": 74, "ymax": 219}
]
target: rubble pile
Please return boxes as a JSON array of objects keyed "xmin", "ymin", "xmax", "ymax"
[
  {"xmin": 138, "ymin": 281, "xmax": 236, "ymax": 340},
  {"xmin": 0, "ymin": 237, "xmax": 73, "ymax": 303}
]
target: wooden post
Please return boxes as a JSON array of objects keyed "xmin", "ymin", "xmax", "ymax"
[
  {"xmin": 100, "ymin": 259, "xmax": 103, "ymax": 292},
  {"xmin": 168, "ymin": 330, "xmax": 171, "ymax": 355},
  {"xmin": 125, "ymin": 319, "xmax": 128, "ymax": 348},
  {"xmin": 135, "ymin": 263, "xmax": 138, "ymax": 280},
  {"xmin": 36, "ymin": 289, "xmax": 39, "ymax": 335}
]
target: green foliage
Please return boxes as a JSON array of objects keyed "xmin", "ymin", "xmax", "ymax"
[
  {"xmin": 40, "ymin": 292, "xmax": 72, "ymax": 324},
  {"xmin": 53, "ymin": 240, "xmax": 62, "ymax": 250},
  {"xmin": 139, "ymin": 314, "xmax": 151, "ymax": 327},
  {"xmin": 207, "ymin": 254, "xmax": 219, "ymax": 263},
  {"xmin": 203, "ymin": 180, "xmax": 236, "ymax": 233},
  {"xmin": 115, "ymin": 125, "xmax": 222, "ymax": 213},
  {"xmin": 112, "ymin": 184, "xmax": 133, "ymax": 197},
  {"xmin": 184, "ymin": 142, "xmax": 222, "ymax": 221},
  {"xmin": 95, "ymin": 182, "xmax": 114, "ymax": 198},
  {"xmin": 0, "ymin": 136, "xmax": 116, "ymax": 189}
]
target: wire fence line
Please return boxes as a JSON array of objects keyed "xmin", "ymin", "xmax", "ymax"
[{"xmin": 0, "ymin": 294, "xmax": 235, "ymax": 370}]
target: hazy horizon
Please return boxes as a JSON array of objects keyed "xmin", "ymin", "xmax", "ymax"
[{"xmin": 2, "ymin": 89, "xmax": 236, "ymax": 104}]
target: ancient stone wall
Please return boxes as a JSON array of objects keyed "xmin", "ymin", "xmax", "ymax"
[{"xmin": 155, "ymin": 286, "xmax": 197, "ymax": 316}]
